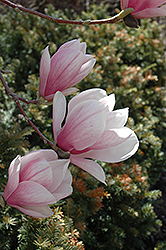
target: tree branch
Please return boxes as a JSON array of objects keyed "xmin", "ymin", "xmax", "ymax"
[
  {"xmin": 0, "ymin": 70, "xmax": 70, "ymax": 159},
  {"xmin": 0, "ymin": 0, "xmax": 134, "ymax": 25}
]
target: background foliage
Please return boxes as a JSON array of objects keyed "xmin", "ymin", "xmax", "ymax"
[{"xmin": 0, "ymin": 2, "xmax": 166, "ymax": 249}]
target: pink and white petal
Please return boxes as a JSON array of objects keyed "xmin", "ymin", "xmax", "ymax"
[
  {"xmin": 43, "ymin": 93, "xmax": 55, "ymax": 101},
  {"xmin": 89, "ymin": 127, "xmax": 135, "ymax": 150},
  {"xmin": 82, "ymin": 131, "xmax": 139, "ymax": 163},
  {"xmin": 133, "ymin": 6, "xmax": 166, "ymax": 19},
  {"xmin": 45, "ymin": 49, "xmax": 84, "ymax": 94},
  {"xmin": 82, "ymin": 54, "xmax": 96, "ymax": 64},
  {"xmin": 79, "ymin": 41, "xmax": 87, "ymax": 54},
  {"xmin": 12, "ymin": 204, "xmax": 54, "ymax": 218},
  {"xmin": 52, "ymin": 169, "xmax": 73, "ymax": 201},
  {"xmin": 21, "ymin": 150, "xmax": 58, "ymax": 170},
  {"xmin": 99, "ymin": 94, "xmax": 115, "ymax": 112},
  {"xmin": 128, "ymin": 0, "xmax": 166, "ymax": 10},
  {"xmin": 121, "ymin": 0, "xmax": 129, "ymax": 9},
  {"xmin": 105, "ymin": 108, "xmax": 129, "ymax": 129},
  {"xmin": 19, "ymin": 157, "xmax": 52, "ymax": 190},
  {"xmin": 62, "ymin": 87, "xmax": 79, "ymax": 96},
  {"xmin": 57, "ymin": 39, "xmax": 79, "ymax": 51},
  {"xmin": 57, "ymin": 100, "xmax": 106, "ymax": 151},
  {"xmin": 7, "ymin": 181, "xmax": 56, "ymax": 206},
  {"xmin": 48, "ymin": 159, "xmax": 70, "ymax": 193},
  {"xmin": 53, "ymin": 92, "xmax": 66, "ymax": 142},
  {"xmin": 39, "ymin": 46, "xmax": 50, "ymax": 97},
  {"xmin": 58, "ymin": 39, "xmax": 86, "ymax": 54},
  {"xmin": 70, "ymin": 155, "xmax": 106, "ymax": 184},
  {"xmin": 65, "ymin": 57, "xmax": 96, "ymax": 89},
  {"xmin": 68, "ymin": 88, "xmax": 107, "ymax": 113},
  {"xmin": 4, "ymin": 155, "xmax": 21, "ymax": 200}
]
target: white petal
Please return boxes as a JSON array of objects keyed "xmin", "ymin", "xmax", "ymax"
[
  {"xmin": 100, "ymin": 94, "xmax": 115, "ymax": 112},
  {"xmin": 89, "ymin": 127, "xmax": 134, "ymax": 150},
  {"xmin": 52, "ymin": 169, "xmax": 73, "ymax": 200},
  {"xmin": 106, "ymin": 108, "xmax": 129, "ymax": 129},
  {"xmin": 70, "ymin": 155, "xmax": 106, "ymax": 184},
  {"xmin": 68, "ymin": 88, "xmax": 107, "ymax": 113},
  {"xmin": 48, "ymin": 159, "xmax": 70, "ymax": 193},
  {"xmin": 12, "ymin": 204, "xmax": 53, "ymax": 218},
  {"xmin": 53, "ymin": 92, "xmax": 66, "ymax": 143},
  {"xmin": 4, "ymin": 155, "xmax": 21, "ymax": 200},
  {"xmin": 82, "ymin": 131, "xmax": 139, "ymax": 163}
]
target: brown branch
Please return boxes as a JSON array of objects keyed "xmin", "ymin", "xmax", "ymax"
[
  {"xmin": 0, "ymin": 69, "xmax": 39, "ymax": 104},
  {"xmin": 0, "ymin": 70, "xmax": 70, "ymax": 159},
  {"xmin": 0, "ymin": 0, "xmax": 134, "ymax": 25}
]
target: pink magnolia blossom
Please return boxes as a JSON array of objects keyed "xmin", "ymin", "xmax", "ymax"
[
  {"xmin": 4, "ymin": 149, "xmax": 72, "ymax": 218},
  {"xmin": 121, "ymin": 0, "xmax": 166, "ymax": 19},
  {"xmin": 53, "ymin": 89, "xmax": 139, "ymax": 184},
  {"xmin": 39, "ymin": 39, "xmax": 96, "ymax": 101}
]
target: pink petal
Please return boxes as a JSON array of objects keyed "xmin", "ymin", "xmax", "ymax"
[
  {"xmin": 121, "ymin": 0, "xmax": 129, "ymax": 9},
  {"xmin": 11, "ymin": 204, "xmax": 53, "ymax": 218},
  {"xmin": 48, "ymin": 159, "xmax": 70, "ymax": 193},
  {"xmin": 82, "ymin": 130, "xmax": 139, "ymax": 163},
  {"xmin": 19, "ymin": 157, "xmax": 52, "ymax": 190},
  {"xmin": 133, "ymin": 6, "xmax": 166, "ymax": 19},
  {"xmin": 68, "ymin": 88, "xmax": 107, "ymax": 113},
  {"xmin": 7, "ymin": 181, "xmax": 56, "ymax": 206},
  {"xmin": 20, "ymin": 149, "xmax": 58, "ymax": 169},
  {"xmin": 128, "ymin": 0, "xmax": 166, "ymax": 10},
  {"xmin": 57, "ymin": 100, "xmax": 107, "ymax": 151},
  {"xmin": 4, "ymin": 155, "xmax": 21, "ymax": 200},
  {"xmin": 70, "ymin": 155, "xmax": 106, "ymax": 184},
  {"xmin": 53, "ymin": 92, "xmax": 66, "ymax": 142},
  {"xmin": 58, "ymin": 39, "xmax": 86, "ymax": 54},
  {"xmin": 45, "ymin": 49, "xmax": 84, "ymax": 95},
  {"xmin": 65, "ymin": 57, "xmax": 96, "ymax": 89},
  {"xmin": 79, "ymin": 41, "xmax": 87, "ymax": 54},
  {"xmin": 62, "ymin": 87, "xmax": 79, "ymax": 96},
  {"xmin": 58, "ymin": 39, "xmax": 80, "ymax": 51},
  {"xmin": 52, "ymin": 169, "xmax": 73, "ymax": 200},
  {"xmin": 39, "ymin": 46, "xmax": 51, "ymax": 97},
  {"xmin": 105, "ymin": 108, "xmax": 129, "ymax": 129}
]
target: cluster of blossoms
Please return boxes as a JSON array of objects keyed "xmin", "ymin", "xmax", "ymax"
[
  {"xmin": 3, "ymin": 39, "xmax": 139, "ymax": 217},
  {"xmin": 3, "ymin": 0, "xmax": 166, "ymax": 218}
]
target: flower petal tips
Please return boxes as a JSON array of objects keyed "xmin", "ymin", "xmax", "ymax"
[
  {"xmin": 121, "ymin": 0, "xmax": 166, "ymax": 20},
  {"xmin": 39, "ymin": 39, "xmax": 96, "ymax": 101},
  {"xmin": 53, "ymin": 89, "xmax": 139, "ymax": 183},
  {"xmin": 4, "ymin": 149, "xmax": 72, "ymax": 218}
]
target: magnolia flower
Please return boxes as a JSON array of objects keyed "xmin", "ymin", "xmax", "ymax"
[
  {"xmin": 39, "ymin": 39, "xmax": 96, "ymax": 101},
  {"xmin": 3, "ymin": 149, "xmax": 72, "ymax": 218},
  {"xmin": 121, "ymin": 0, "xmax": 166, "ymax": 19},
  {"xmin": 53, "ymin": 89, "xmax": 139, "ymax": 184}
]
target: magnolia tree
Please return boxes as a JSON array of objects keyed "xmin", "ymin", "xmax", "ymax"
[{"xmin": 0, "ymin": 0, "xmax": 166, "ymax": 219}]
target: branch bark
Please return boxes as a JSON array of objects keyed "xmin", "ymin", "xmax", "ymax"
[{"xmin": 0, "ymin": 0, "xmax": 133, "ymax": 25}]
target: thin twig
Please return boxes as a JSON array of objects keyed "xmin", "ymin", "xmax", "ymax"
[
  {"xmin": 0, "ymin": 0, "xmax": 134, "ymax": 25},
  {"xmin": 0, "ymin": 69, "xmax": 39, "ymax": 104},
  {"xmin": 0, "ymin": 70, "xmax": 70, "ymax": 159}
]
